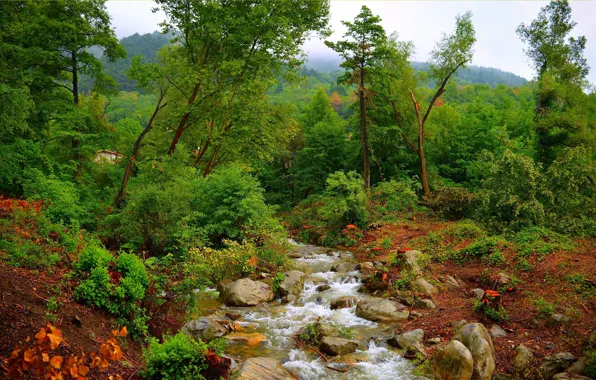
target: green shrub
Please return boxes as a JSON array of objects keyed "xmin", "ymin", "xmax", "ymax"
[
  {"xmin": 74, "ymin": 249, "xmax": 149, "ymax": 338},
  {"xmin": 317, "ymin": 171, "xmax": 368, "ymax": 227},
  {"xmin": 372, "ymin": 179, "xmax": 418, "ymax": 214},
  {"xmin": 482, "ymin": 250, "xmax": 507, "ymax": 267},
  {"xmin": 452, "ymin": 237, "xmax": 503, "ymax": 263},
  {"xmin": 427, "ymin": 186, "xmax": 475, "ymax": 219},
  {"xmin": 473, "ymin": 300, "xmax": 509, "ymax": 322},
  {"xmin": 533, "ymin": 297, "xmax": 555, "ymax": 318},
  {"xmin": 77, "ymin": 245, "xmax": 114, "ymax": 272},
  {"xmin": 193, "ymin": 165, "xmax": 283, "ymax": 245},
  {"xmin": 142, "ymin": 333, "xmax": 225, "ymax": 380}
]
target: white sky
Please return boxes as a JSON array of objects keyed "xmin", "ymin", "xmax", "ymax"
[{"xmin": 106, "ymin": 1, "xmax": 596, "ymax": 83}]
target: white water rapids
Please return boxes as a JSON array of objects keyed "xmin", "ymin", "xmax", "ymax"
[{"xmin": 208, "ymin": 240, "xmax": 417, "ymax": 379}]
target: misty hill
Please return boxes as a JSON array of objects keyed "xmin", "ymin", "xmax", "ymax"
[
  {"xmin": 305, "ymin": 56, "xmax": 528, "ymax": 88},
  {"xmin": 85, "ymin": 32, "xmax": 528, "ymax": 93}
]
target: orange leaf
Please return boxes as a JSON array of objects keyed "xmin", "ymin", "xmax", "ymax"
[
  {"xmin": 119, "ymin": 326, "xmax": 127, "ymax": 337},
  {"xmin": 78, "ymin": 364, "xmax": 90, "ymax": 376},
  {"xmin": 47, "ymin": 333, "xmax": 62, "ymax": 349},
  {"xmin": 346, "ymin": 224, "xmax": 356, "ymax": 229},
  {"xmin": 35, "ymin": 328, "xmax": 47, "ymax": 344},
  {"xmin": 50, "ymin": 355, "xmax": 63, "ymax": 369},
  {"xmin": 42, "ymin": 352, "xmax": 50, "ymax": 362},
  {"xmin": 24, "ymin": 348, "xmax": 35, "ymax": 363},
  {"xmin": 69, "ymin": 365, "xmax": 78, "ymax": 377},
  {"xmin": 99, "ymin": 358, "xmax": 110, "ymax": 372}
]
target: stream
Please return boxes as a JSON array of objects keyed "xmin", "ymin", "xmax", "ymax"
[{"xmin": 203, "ymin": 240, "xmax": 416, "ymax": 379}]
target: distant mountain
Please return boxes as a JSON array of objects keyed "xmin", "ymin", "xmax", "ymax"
[
  {"xmin": 81, "ymin": 31, "xmax": 172, "ymax": 92},
  {"xmin": 305, "ymin": 56, "xmax": 528, "ymax": 88}
]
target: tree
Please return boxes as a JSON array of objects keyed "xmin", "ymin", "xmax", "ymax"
[
  {"xmin": 330, "ymin": 92, "xmax": 343, "ymax": 113},
  {"xmin": 156, "ymin": 0, "xmax": 331, "ymax": 156},
  {"xmin": 517, "ymin": 0, "xmax": 593, "ymax": 162},
  {"xmin": 384, "ymin": 12, "xmax": 476, "ymax": 196},
  {"xmin": 325, "ymin": 6, "xmax": 390, "ymax": 190},
  {"xmin": 26, "ymin": 0, "xmax": 126, "ymax": 104}
]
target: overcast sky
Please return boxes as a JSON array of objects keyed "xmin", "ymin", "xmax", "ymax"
[{"xmin": 106, "ymin": 1, "xmax": 596, "ymax": 83}]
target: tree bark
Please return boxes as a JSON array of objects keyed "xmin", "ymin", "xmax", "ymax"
[
  {"xmin": 167, "ymin": 81, "xmax": 201, "ymax": 155},
  {"xmin": 360, "ymin": 63, "xmax": 370, "ymax": 190},
  {"xmin": 409, "ymin": 90, "xmax": 431, "ymax": 197},
  {"xmin": 72, "ymin": 53, "xmax": 79, "ymax": 104},
  {"xmin": 115, "ymin": 95, "xmax": 167, "ymax": 207}
]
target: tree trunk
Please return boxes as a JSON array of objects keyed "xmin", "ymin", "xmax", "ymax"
[
  {"xmin": 418, "ymin": 128, "xmax": 431, "ymax": 197},
  {"xmin": 202, "ymin": 144, "xmax": 221, "ymax": 177},
  {"xmin": 167, "ymin": 81, "xmax": 201, "ymax": 155},
  {"xmin": 359, "ymin": 65, "xmax": 370, "ymax": 190},
  {"xmin": 72, "ymin": 53, "xmax": 79, "ymax": 104},
  {"xmin": 115, "ymin": 96, "xmax": 166, "ymax": 207}
]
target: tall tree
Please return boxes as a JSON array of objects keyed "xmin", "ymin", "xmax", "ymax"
[
  {"xmin": 325, "ymin": 6, "xmax": 389, "ymax": 190},
  {"xmin": 517, "ymin": 0, "xmax": 592, "ymax": 162},
  {"xmin": 384, "ymin": 12, "xmax": 476, "ymax": 196},
  {"xmin": 26, "ymin": 0, "xmax": 126, "ymax": 104},
  {"xmin": 156, "ymin": 0, "xmax": 331, "ymax": 156}
]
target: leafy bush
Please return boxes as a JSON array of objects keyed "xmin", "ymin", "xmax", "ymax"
[
  {"xmin": 317, "ymin": 171, "xmax": 368, "ymax": 227},
  {"xmin": 476, "ymin": 150, "xmax": 548, "ymax": 231},
  {"xmin": 0, "ymin": 199, "xmax": 83, "ymax": 269},
  {"xmin": 473, "ymin": 300, "xmax": 509, "ymax": 322},
  {"xmin": 193, "ymin": 165, "xmax": 283, "ymax": 245},
  {"xmin": 74, "ymin": 247, "xmax": 150, "ymax": 338},
  {"xmin": 372, "ymin": 179, "xmax": 419, "ymax": 214},
  {"xmin": 427, "ymin": 186, "xmax": 475, "ymax": 219},
  {"xmin": 142, "ymin": 333, "xmax": 225, "ymax": 380},
  {"xmin": 533, "ymin": 296, "xmax": 555, "ymax": 318},
  {"xmin": 187, "ymin": 240, "xmax": 258, "ymax": 284},
  {"xmin": 23, "ymin": 170, "xmax": 94, "ymax": 228}
]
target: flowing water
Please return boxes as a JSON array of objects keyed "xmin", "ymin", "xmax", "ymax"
[{"xmin": 205, "ymin": 240, "xmax": 416, "ymax": 379}]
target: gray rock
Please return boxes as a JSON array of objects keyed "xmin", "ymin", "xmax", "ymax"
[
  {"xmin": 511, "ymin": 344, "xmax": 534, "ymax": 377},
  {"xmin": 453, "ymin": 323, "xmax": 495, "ymax": 380},
  {"xmin": 316, "ymin": 284, "xmax": 331, "ymax": 292},
  {"xmin": 539, "ymin": 352, "xmax": 576, "ymax": 380},
  {"xmin": 237, "ymin": 357, "xmax": 294, "ymax": 380},
  {"xmin": 552, "ymin": 374, "xmax": 592, "ymax": 380},
  {"xmin": 181, "ymin": 317, "xmax": 228, "ymax": 342},
  {"xmin": 432, "ymin": 340, "xmax": 474, "ymax": 380},
  {"xmin": 280, "ymin": 294, "xmax": 296, "ymax": 304},
  {"xmin": 451, "ymin": 319, "xmax": 468, "ymax": 331},
  {"xmin": 396, "ymin": 250, "xmax": 427, "ymax": 275},
  {"xmin": 330, "ymin": 296, "xmax": 359, "ymax": 310},
  {"xmin": 496, "ymin": 272, "xmax": 511, "ymax": 286},
  {"xmin": 546, "ymin": 313, "xmax": 570, "ymax": 328},
  {"xmin": 411, "ymin": 311, "xmax": 423, "ymax": 318},
  {"xmin": 357, "ymin": 262, "xmax": 375, "ymax": 271},
  {"xmin": 472, "ymin": 289, "xmax": 485, "ymax": 300},
  {"xmin": 490, "ymin": 325, "xmax": 507, "ymax": 339},
  {"xmin": 218, "ymin": 278, "xmax": 275, "ymax": 306},
  {"xmin": 319, "ymin": 336, "xmax": 360, "ymax": 356},
  {"xmin": 331, "ymin": 262, "xmax": 356, "ymax": 272},
  {"xmin": 416, "ymin": 299, "xmax": 436, "ymax": 309},
  {"xmin": 355, "ymin": 298, "xmax": 409, "ymax": 322},
  {"xmin": 413, "ymin": 278, "xmax": 438, "ymax": 295},
  {"xmin": 387, "ymin": 329, "xmax": 424, "ymax": 350},
  {"xmin": 444, "ymin": 275, "xmax": 460, "ymax": 289},
  {"xmin": 278, "ymin": 270, "xmax": 306, "ymax": 297},
  {"xmin": 427, "ymin": 337, "xmax": 442, "ymax": 345}
]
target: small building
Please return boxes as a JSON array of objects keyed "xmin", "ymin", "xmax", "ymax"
[{"xmin": 95, "ymin": 150, "xmax": 123, "ymax": 164}]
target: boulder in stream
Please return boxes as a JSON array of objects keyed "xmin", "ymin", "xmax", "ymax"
[
  {"xmin": 355, "ymin": 298, "xmax": 409, "ymax": 322},
  {"xmin": 181, "ymin": 317, "xmax": 229, "ymax": 342},
  {"xmin": 330, "ymin": 296, "xmax": 359, "ymax": 310},
  {"xmin": 278, "ymin": 270, "xmax": 306, "ymax": 297},
  {"xmin": 236, "ymin": 357, "xmax": 294, "ymax": 380},
  {"xmin": 319, "ymin": 336, "xmax": 360, "ymax": 356},
  {"xmin": 387, "ymin": 329, "xmax": 425, "ymax": 355},
  {"xmin": 218, "ymin": 278, "xmax": 275, "ymax": 306},
  {"xmin": 330, "ymin": 262, "xmax": 356, "ymax": 273}
]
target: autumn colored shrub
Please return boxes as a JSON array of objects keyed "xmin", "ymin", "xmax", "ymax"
[
  {"xmin": 4, "ymin": 323, "xmax": 126, "ymax": 379},
  {"xmin": 141, "ymin": 333, "xmax": 226, "ymax": 380},
  {"xmin": 0, "ymin": 198, "xmax": 83, "ymax": 269}
]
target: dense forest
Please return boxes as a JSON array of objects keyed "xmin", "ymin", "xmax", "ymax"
[{"xmin": 0, "ymin": 1, "xmax": 594, "ymax": 379}]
